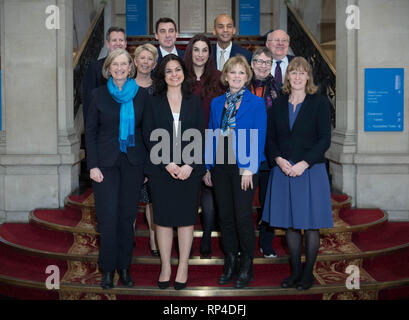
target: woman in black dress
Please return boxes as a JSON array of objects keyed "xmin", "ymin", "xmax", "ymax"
[{"xmin": 143, "ymin": 54, "xmax": 206, "ymax": 290}]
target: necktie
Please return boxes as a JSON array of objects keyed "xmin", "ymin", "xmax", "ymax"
[
  {"xmin": 219, "ymin": 49, "xmax": 226, "ymax": 71},
  {"xmin": 275, "ymin": 60, "xmax": 282, "ymax": 85}
]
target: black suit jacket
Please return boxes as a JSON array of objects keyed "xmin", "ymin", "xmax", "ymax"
[
  {"xmin": 143, "ymin": 94, "xmax": 206, "ymax": 177},
  {"xmin": 85, "ymin": 86, "xmax": 148, "ymax": 170},
  {"xmin": 82, "ymin": 58, "xmax": 107, "ymax": 124},
  {"xmin": 157, "ymin": 48, "xmax": 185, "ymax": 65},
  {"xmin": 265, "ymin": 94, "xmax": 331, "ymax": 167},
  {"xmin": 212, "ymin": 43, "xmax": 252, "ymax": 69}
]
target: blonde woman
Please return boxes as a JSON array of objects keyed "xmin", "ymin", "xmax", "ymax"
[{"xmin": 133, "ymin": 44, "xmax": 160, "ymax": 256}]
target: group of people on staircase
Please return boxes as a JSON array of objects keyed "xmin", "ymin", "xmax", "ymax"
[{"xmin": 82, "ymin": 13, "xmax": 333, "ymax": 292}]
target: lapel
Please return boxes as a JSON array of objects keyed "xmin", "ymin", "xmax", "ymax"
[
  {"xmin": 158, "ymin": 95, "xmax": 174, "ymax": 130},
  {"xmin": 159, "ymin": 94, "xmax": 188, "ymax": 134}
]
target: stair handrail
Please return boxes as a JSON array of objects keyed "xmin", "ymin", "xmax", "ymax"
[
  {"xmin": 73, "ymin": 3, "xmax": 106, "ymax": 69},
  {"xmin": 73, "ymin": 2, "xmax": 106, "ymax": 119},
  {"xmin": 286, "ymin": 3, "xmax": 335, "ymax": 75},
  {"xmin": 286, "ymin": 2, "xmax": 336, "ymax": 127}
]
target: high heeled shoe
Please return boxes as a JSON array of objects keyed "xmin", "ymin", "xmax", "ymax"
[
  {"xmin": 174, "ymin": 279, "xmax": 188, "ymax": 290},
  {"xmin": 150, "ymin": 246, "xmax": 160, "ymax": 257},
  {"xmin": 157, "ymin": 280, "xmax": 171, "ymax": 289}
]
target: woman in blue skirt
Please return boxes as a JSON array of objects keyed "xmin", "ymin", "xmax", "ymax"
[{"xmin": 262, "ymin": 57, "xmax": 333, "ymax": 290}]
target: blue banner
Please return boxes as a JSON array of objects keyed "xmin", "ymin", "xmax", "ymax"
[
  {"xmin": 126, "ymin": 0, "xmax": 147, "ymax": 36},
  {"xmin": 239, "ymin": 0, "xmax": 260, "ymax": 35},
  {"xmin": 365, "ymin": 68, "xmax": 404, "ymax": 132}
]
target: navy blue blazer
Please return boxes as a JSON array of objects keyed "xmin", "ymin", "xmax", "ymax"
[
  {"xmin": 265, "ymin": 94, "xmax": 331, "ymax": 168},
  {"xmin": 82, "ymin": 57, "xmax": 107, "ymax": 124},
  {"xmin": 212, "ymin": 43, "xmax": 252, "ymax": 69},
  {"xmin": 142, "ymin": 94, "xmax": 206, "ymax": 177},
  {"xmin": 85, "ymin": 85, "xmax": 148, "ymax": 170},
  {"xmin": 205, "ymin": 89, "xmax": 267, "ymax": 174}
]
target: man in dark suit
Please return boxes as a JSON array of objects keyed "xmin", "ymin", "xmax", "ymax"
[
  {"xmin": 212, "ymin": 14, "xmax": 252, "ymax": 71},
  {"xmin": 266, "ymin": 29, "xmax": 294, "ymax": 86},
  {"xmin": 155, "ymin": 17, "xmax": 184, "ymax": 65},
  {"xmin": 82, "ymin": 27, "xmax": 127, "ymax": 125}
]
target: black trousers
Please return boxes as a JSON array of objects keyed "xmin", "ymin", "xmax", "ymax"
[
  {"xmin": 92, "ymin": 153, "xmax": 144, "ymax": 272},
  {"xmin": 211, "ymin": 167, "xmax": 258, "ymax": 258},
  {"xmin": 258, "ymin": 168, "xmax": 276, "ymax": 249}
]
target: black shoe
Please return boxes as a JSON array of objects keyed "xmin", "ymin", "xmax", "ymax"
[
  {"xmin": 150, "ymin": 245, "xmax": 160, "ymax": 257},
  {"xmin": 100, "ymin": 271, "xmax": 114, "ymax": 290},
  {"xmin": 218, "ymin": 253, "xmax": 239, "ymax": 285},
  {"xmin": 117, "ymin": 269, "xmax": 134, "ymax": 287},
  {"xmin": 174, "ymin": 280, "xmax": 188, "ymax": 290},
  {"xmin": 296, "ymin": 275, "xmax": 315, "ymax": 290},
  {"xmin": 234, "ymin": 255, "xmax": 254, "ymax": 289},
  {"xmin": 200, "ymin": 238, "xmax": 212, "ymax": 258},
  {"xmin": 281, "ymin": 273, "xmax": 302, "ymax": 289},
  {"xmin": 157, "ymin": 280, "xmax": 171, "ymax": 289}
]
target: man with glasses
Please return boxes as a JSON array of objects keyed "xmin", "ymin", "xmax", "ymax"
[{"xmin": 265, "ymin": 29, "xmax": 294, "ymax": 86}]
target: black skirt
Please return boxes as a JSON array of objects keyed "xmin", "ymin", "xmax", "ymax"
[{"xmin": 148, "ymin": 174, "xmax": 202, "ymax": 227}]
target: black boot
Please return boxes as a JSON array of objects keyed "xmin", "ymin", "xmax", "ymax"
[
  {"xmin": 234, "ymin": 255, "xmax": 254, "ymax": 289},
  {"xmin": 100, "ymin": 271, "xmax": 114, "ymax": 289},
  {"xmin": 218, "ymin": 253, "xmax": 238, "ymax": 285},
  {"xmin": 200, "ymin": 233, "xmax": 212, "ymax": 258},
  {"xmin": 117, "ymin": 268, "xmax": 134, "ymax": 287}
]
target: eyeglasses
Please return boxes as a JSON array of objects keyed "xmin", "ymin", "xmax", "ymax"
[
  {"xmin": 267, "ymin": 38, "xmax": 289, "ymax": 44},
  {"xmin": 252, "ymin": 59, "xmax": 272, "ymax": 67}
]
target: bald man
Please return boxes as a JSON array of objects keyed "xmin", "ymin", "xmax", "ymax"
[
  {"xmin": 266, "ymin": 29, "xmax": 294, "ymax": 85},
  {"xmin": 212, "ymin": 14, "xmax": 252, "ymax": 71}
]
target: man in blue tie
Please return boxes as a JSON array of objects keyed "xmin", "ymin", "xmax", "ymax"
[{"xmin": 266, "ymin": 29, "xmax": 294, "ymax": 87}]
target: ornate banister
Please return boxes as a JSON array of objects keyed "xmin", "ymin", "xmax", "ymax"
[
  {"xmin": 73, "ymin": 3, "xmax": 106, "ymax": 118},
  {"xmin": 286, "ymin": 3, "xmax": 336, "ymax": 127}
]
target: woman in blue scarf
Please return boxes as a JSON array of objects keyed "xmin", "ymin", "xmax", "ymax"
[
  {"xmin": 204, "ymin": 56, "xmax": 267, "ymax": 289},
  {"xmin": 85, "ymin": 48, "xmax": 148, "ymax": 289}
]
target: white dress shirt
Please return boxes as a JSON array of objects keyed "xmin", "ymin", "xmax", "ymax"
[
  {"xmin": 159, "ymin": 46, "xmax": 178, "ymax": 58},
  {"xmin": 216, "ymin": 42, "xmax": 232, "ymax": 70},
  {"xmin": 271, "ymin": 56, "xmax": 289, "ymax": 80}
]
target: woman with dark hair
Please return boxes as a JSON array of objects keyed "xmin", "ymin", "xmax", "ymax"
[
  {"xmin": 143, "ymin": 54, "xmax": 206, "ymax": 290},
  {"xmin": 262, "ymin": 57, "xmax": 333, "ymax": 290},
  {"xmin": 184, "ymin": 34, "xmax": 225, "ymax": 258}
]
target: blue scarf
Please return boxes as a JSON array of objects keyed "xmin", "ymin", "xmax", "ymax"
[
  {"xmin": 107, "ymin": 77, "xmax": 139, "ymax": 153},
  {"xmin": 222, "ymin": 87, "xmax": 246, "ymax": 134}
]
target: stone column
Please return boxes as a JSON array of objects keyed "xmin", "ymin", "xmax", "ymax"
[
  {"xmin": 327, "ymin": 0, "xmax": 409, "ymax": 221},
  {"xmin": 0, "ymin": 0, "xmax": 80, "ymax": 222}
]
